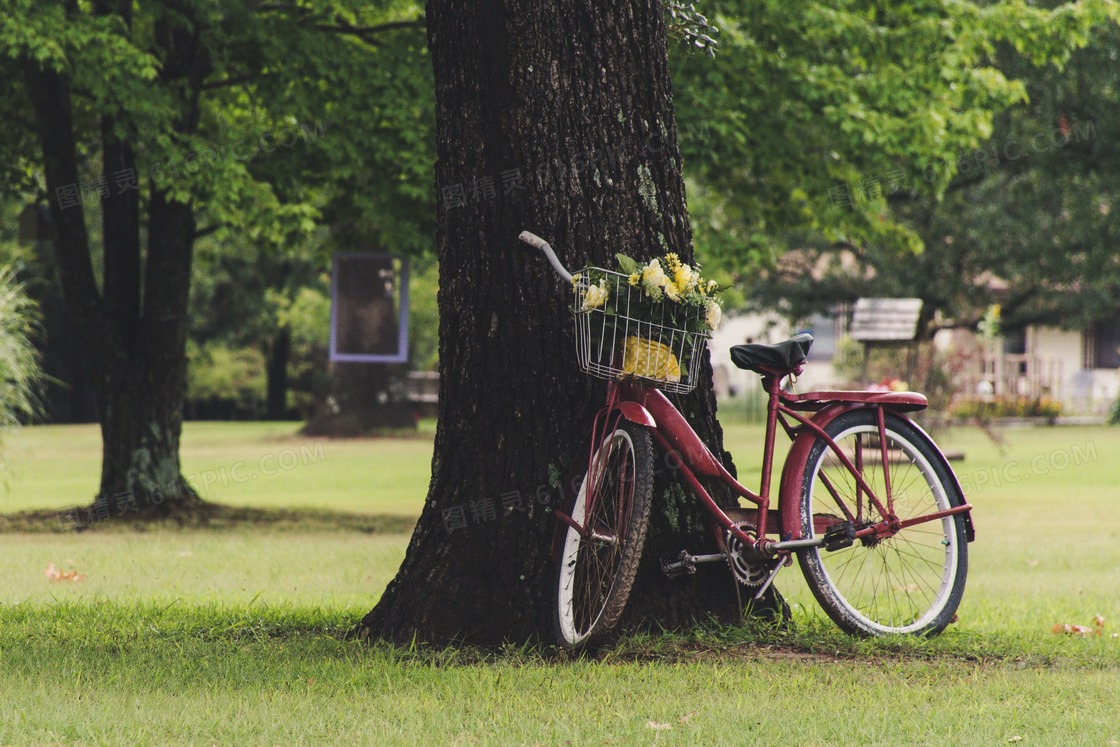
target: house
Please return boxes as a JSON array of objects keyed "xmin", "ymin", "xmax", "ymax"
[
  {"xmin": 964, "ymin": 322, "xmax": 1120, "ymax": 414},
  {"xmin": 711, "ymin": 310, "xmax": 1120, "ymax": 415}
]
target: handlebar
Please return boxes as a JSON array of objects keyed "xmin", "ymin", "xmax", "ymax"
[{"xmin": 518, "ymin": 231, "xmax": 574, "ymax": 284}]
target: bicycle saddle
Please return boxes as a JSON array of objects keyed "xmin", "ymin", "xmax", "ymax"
[{"xmin": 730, "ymin": 333, "xmax": 814, "ymax": 374}]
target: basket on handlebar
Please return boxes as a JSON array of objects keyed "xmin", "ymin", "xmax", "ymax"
[{"xmin": 573, "ymin": 267, "xmax": 711, "ymax": 394}]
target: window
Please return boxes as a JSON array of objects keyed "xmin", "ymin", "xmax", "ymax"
[
  {"xmin": 1002, "ymin": 328, "xmax": 1026, "ymax": 356},
  {"xmin": 1087, "ymin": 320, "xmax": 1120, "ymax": 369}
]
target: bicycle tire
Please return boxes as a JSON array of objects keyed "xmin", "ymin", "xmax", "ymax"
[
  {"xmin": 554, "ymin": 420, "xmax": 654, "ymax": 651},
  {"xmin": 797, "ymin": 409, "xmax": 968, "ymax": 637}
]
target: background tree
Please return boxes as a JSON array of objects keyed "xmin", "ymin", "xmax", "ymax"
[
  {"xmin": 0, "ymin": 1, "xmax": 432, "ymax": 515},
  {"xmin": 712, "ymin": 0, "xmax": 1119, "ymax": 336}
]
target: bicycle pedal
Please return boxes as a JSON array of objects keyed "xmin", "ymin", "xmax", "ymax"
[
  {"xmin": 661, "ymin": 550, "xmax": 697, "ymax": 579},
  {"xmin": 823, "ymin": 521, "xmax": 856, "ymax": 552}
]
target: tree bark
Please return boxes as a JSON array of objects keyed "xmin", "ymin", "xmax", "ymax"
[{"xmin": 357, "ymin": 0, "xmax": 784, "ymax": 646}]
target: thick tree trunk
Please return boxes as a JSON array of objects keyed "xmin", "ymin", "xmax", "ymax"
[
  {"xmin": 91, "ymin": 192, "xmax": 200, "ymax": 517},
  {"xmin": 357, "ymin": 0, "xmax": 783, "ymax": 646}
]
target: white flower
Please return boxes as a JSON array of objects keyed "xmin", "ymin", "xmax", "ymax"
[
  {"xmin": 642, "ymin": 258, "xmax": 669, "ymax": 290},
  {"xmin": 581, "ymin": 279, "xmax": 610, "ymax": 311},
  {"xmin": 705, "ymin": 299, "xmax": 721, "ymax": 330}
]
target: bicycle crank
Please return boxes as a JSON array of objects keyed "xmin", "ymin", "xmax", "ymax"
[{"xmin": 725, "ymin": 521, "xmax": 770, "ymax": 586}]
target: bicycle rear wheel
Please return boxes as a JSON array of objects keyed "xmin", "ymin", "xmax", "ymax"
[
  {"xmin": 554, "ymin": 420, "xmax": 653, "ymax": 651},
  {"xmin": 797, "ymin": 409, "xmax": 968, "ymax": 637}
]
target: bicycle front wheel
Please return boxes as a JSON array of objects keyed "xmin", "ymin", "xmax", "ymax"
[
  {"xmin": 554, "ymin": 420, "xmax": 653, "ymax": 651},
  {"xmin": 797, "ymin": 409, "xmax": 968, "ymax": 637}
]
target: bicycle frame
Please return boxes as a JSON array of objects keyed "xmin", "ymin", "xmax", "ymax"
[{"xmin": 554, "ymin": 367, "xmax": 974, "ymax": 568}]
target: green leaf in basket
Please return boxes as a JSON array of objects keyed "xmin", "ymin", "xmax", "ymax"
[{"xmin": 615, "ymin": 253, "xmax": 640, "ymax": 276}]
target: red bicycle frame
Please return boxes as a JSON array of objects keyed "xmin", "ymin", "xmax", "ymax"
[{"xmin": 553, "ymin": 366, "xmax": 974, "ymax": 568}]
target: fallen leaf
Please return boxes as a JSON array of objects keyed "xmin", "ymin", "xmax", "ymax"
[
  {"xmin": 1008, "ymin": 737, "xmax": 1023, "ymax": 743},
  {"xmin": 178, "ymin": 551, "xmax": 193, "ymax": 557},
  {"xmin": 1094, "ymin": 614, "xmax": 1105, "ymax": 632},
  {"xmin": 43, "ymin": 562, "xmax": 86, "ymax": 582},
  {"xmin": 1025, "ymin": 560, "xmax": 1039, "ymax": 567},
  {"xmin": 678, "ymin": 711, "xmax": 698, "ymax": 725},
  {"xmin": 894, "ymin": 583, "xmax": 920, "ymax": 593},
  {"xmin": 647, "ymin": 721, "xmax": 672, "ymax": 731},
  {"xmin": 1052, "ymin": 622, "xmax": 1094, "ymax": 636}
]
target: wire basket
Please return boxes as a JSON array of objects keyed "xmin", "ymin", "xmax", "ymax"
[{"xmin": 573, "ymin": 268, "xmax": 709, "ymax": 394}]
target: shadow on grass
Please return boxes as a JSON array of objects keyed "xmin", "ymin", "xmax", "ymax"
[{"xmin": 0, "ymin": 504, "xmax": 420, "ymax": 534}]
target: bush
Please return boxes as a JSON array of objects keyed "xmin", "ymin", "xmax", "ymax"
[
  {"xmin": 951, "ymin": 396, "xmax": 1062, "ymax": 421},
  {"xmin": 186, "ymin": 341, "xmax": 267, "ymax": 413},
  {"xmin": 0, "ymin": 265, "xmax": 44, "ymax": 440}
]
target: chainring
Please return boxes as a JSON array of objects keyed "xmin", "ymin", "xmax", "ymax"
[{"xmin": 725, "ymin": 521, "xmax": 769, "ymax": 586}]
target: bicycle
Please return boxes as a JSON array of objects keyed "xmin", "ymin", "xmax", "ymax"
[{"xmin": 518, "ymin": 231, "xmax": 975, "ymax": 651}]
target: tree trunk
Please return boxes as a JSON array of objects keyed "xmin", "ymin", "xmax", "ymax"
[
  {"xmin": 302, "ymin": 362, "xmax": 416, "ymax": 436},
  {"xmin": 265, "ymin": 327, "xmax": 292, "ymax": 420},
  {"xmin": 357, "ymin": 0, "xmax": 783, "ymax": 646}
]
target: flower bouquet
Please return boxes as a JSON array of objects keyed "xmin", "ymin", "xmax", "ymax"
[{"xmin": 571, "ymin": 252, "xmax": 721, "ymax": 393}]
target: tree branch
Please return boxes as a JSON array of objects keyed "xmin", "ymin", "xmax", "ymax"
[
  {"xmin": 315, "ymin": 17, "xmax": 424, "ymax": 43},
  {"xmin": 201, "ymin": 72, "xmax": 273, "ymax": 91},
  {"xmin": 193, "ymin": 223, "xmax": 225, "ymax": 239}
]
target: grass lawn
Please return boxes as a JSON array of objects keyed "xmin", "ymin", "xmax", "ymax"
[
  {"xmin": 0, "ymin": 420, "xmax": 435, "ymax": 516},
  {"xmin": 2, "ymin": 419, "xmax": 1119, "ymax": 744}
]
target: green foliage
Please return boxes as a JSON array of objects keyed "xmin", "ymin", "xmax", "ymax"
[
  {"xmin": 0, "ymin": 1, "xmax": 434, "ymax": 250},
  {"xmin": 670, "ymin": 0, "xmax": 1119, "ymax": 319},
  {"xmin": 689, "ymin": 0, "xmax": 1120, "ymax": 333},
  {"xmin": 0, "ymin": 265, "xmax": 43, "ymax": 432},
  {"xmin": 185, "ymin": 340, "xmax": 266, "ymax": 406},
  {"xmin": 407, "ymin": 258, "xmax": 439, "ymax": 372},
  {"xmin": 665, "ymin": 2, "xmax": 720, "ymax": 57}
]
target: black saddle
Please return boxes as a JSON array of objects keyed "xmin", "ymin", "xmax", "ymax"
[{"xmin": 730, "ymin": 333, "xmax": 814, "ymax": 374}]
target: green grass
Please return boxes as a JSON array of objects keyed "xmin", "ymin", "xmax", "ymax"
[
  {"xmin": 1, "ymin": 420, "xmax": 435, "ymax": 515},
  {"xmin": 722, "ymin": 422, "xmax": 1120, "ymax": 650},
  {"xmin": 2, "ymin": 420, "xmax": 1120, "ymax": 744}
]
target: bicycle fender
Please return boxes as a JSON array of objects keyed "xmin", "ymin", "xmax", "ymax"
[{"xmin": 611, "ymin": 402, "xmax": 657, "ymax": 429}]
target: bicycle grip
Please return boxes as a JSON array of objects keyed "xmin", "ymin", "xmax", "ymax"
[
  {"xmin": 518, "ymin": 231, "xmax": 574, "ymax": 283},
  {"xmin": 518, "ymin": 231, "xmax": 549, "ymax": 251}
]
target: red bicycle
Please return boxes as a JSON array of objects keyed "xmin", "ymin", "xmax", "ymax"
[{"xmin": 519, "ymin": 231, "xmax": 975, "ymax": 651}]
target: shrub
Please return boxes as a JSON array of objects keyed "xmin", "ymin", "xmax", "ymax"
[
  {"xmin": 951, "ymin": 396, "xmax": 1062, "ymax": 420},
  {"xmin": 0, "ymin": 266, "xmax": 44, "ymax": 449}
]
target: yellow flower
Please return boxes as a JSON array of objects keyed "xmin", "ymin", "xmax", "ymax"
[
  {"xmin": 674, "ymin": 264, "xmax": 697, "ymax": 293},
  {"xmin": 628, "ymin": 272, "xmax": 640, "ymax": 287},
  {"xmin": 705, "ymin": 279, "xmax": 718, "ymax": 294},
  {"xmin": 664, "ymin": 253, "xmax": 682, "ymax": 272},
  {"xmin": 570, "ymin": 273, "xmax": 582, "ymax": 288},
  {"xmin": 664, "ymin": 281, "xmax": 681, "ymax": 302}
]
